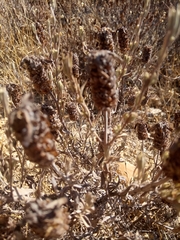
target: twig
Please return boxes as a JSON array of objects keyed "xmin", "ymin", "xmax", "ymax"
[{"xmin": 129, "ymin": 177, "xmax": 169, "ymax": 197}]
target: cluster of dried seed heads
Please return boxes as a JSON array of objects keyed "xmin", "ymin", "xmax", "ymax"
[
  {"xmin": 10, "ymin": 94, "xmax": 58, "ymax": 167},
  {"xmin": 162, "ymin": 138, "xmax": 180, "ymax": 182},
  {"xmin": 135, "ymin": 121, "xmax": 149, "ymax": 140},
  {"xmin": 66, "ymin": 102, "xmax": 79, "ymax": 121},
  {"xmin": 151, "ymin": 122, "xmax": 171, "ymax": 152},
  {"xmin": 72, "ymin": 53, "xmax": 80, "ymax": 78},
  {"xmin": 88, "ymin": 50, "xmax": 117, "ymax": 110},
  {"xmin": 20, "ymin": 55, "xmax": 54, "ymax": 95},
  {"xmin": 25, "ymin": 197, "xmax": 70, "ymax": 238},
  {"xmin": 98, "ymin": 27, "xmax": 115, "ymax": 52},
  {"xmin": 6, "ymin": 83, "xmax": 22, "ymax": 106}
]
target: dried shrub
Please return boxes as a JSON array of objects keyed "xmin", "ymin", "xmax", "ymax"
[
  {"xmin": 9, "ymin": 94, "xmax": 58, "ymax": 167},
  {"xmin": 1, "ymin": 1, "xmax": 180, "ymax": 239},
  {"xmin": 25, "ymin": 197, "xmax": 70, "ymax": 238},
  {"xmin": 88, "ymin": 50, "xmax": 117, "ymax": 110}
]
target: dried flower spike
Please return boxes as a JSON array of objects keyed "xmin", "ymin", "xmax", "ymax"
[
  {"xmin": 142, "ymin": 45, "xmax": 152, "ymax": 63},
  {"xmin": 98, "ymin": 27, "xmax": 115, "ymax": 52},
  {"xmin": 127, "ymin": 94, "xmax": 136, "ymax": 107},
  {"xmin": 72, "ymin": 53, "xmax": 80, "ymax": 78},
  {"xmin": 35, "ymin": 21, "xmax": 46, "ymax": 45},
  {"xmin": 117, "ymin": 27, "xmax": 129, "ymax": 53},
  {"xmin": 66, "ymin": 102, "xmax": 79, "ymax": 121},
  {"xmin": 20, "ymin": 55, "xmax": 53, "ymax": 95},
  {"xmin": 162, "ymin": 138, "xmax": 180, "ymax": 182},
  {"xmin": 135, "ymin": 121, "xmax": 149, "ymax": 140},
  {"xmin": 6, "ymin": 83, "xmax": 22, "ymax": 106},
  {"xmin": 151, "ymin": 122, "xmax": 171, "ymax": 152},
  {"xmin": 10, "ymin": 94, "xmax": 58, "ymax": 167},
  {"xmin": 174, "ymin": 111, "xmax": 180, "ymax": 131},
  {"xmin": 25, "ymin": 198, "xmax": 70, "ymax": 238},
  {"xmin": 41, "ymin": 103, "xmax": 61, "ymax": 139},
  {"xmin": 88, "ymin": 50, "xmax": 117, "ymax": 110}
]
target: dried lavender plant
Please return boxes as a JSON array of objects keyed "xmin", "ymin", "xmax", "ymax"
[{"xmin": 1, "ymin": 1, "xmax": 180, "ymax": 239}]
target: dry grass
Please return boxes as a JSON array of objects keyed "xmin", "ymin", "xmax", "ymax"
[{"xmin": 0, "ymin": 0, "xmax": 180, "ymax": 239}]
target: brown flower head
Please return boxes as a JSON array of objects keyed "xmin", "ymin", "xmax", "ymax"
[
  {"xmin": 10, "ymin": 94, "xmax": 58, "ymax": 167},
  {"xmin": 88, "ymin": 50, "xmax": 117, "ymax": 110}
]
